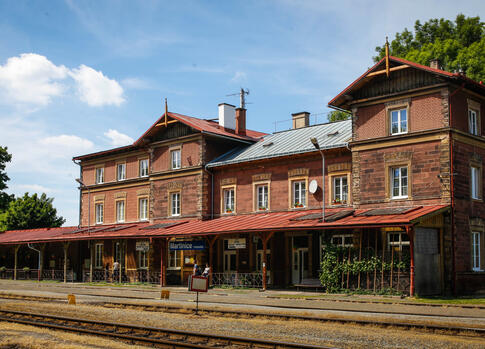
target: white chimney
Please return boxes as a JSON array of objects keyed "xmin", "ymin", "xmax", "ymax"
[{"xmin": 218, "ymin": 103, "xmax": 236, "ymax": 130}]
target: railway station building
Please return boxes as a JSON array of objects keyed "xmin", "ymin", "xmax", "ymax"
[{"xmin": 0, "ymin": 55, "xmax": 484, "ymax": 296}]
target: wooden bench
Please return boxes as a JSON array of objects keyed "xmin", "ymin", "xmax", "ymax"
[{"xmin": 295, "ymin": 278, "xmax": 323, "ymax": 291}]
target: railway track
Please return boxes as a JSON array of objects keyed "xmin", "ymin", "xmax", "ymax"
[
  {"xmin": 1, "ymin": 293, "xmax": 484, "ymax": 337},
  {"xmin": 0, "ymin": 309, "xmax": 332, "ymax": 349}
]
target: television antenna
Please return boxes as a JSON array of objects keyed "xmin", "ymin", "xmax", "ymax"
[{"xmin": 226, "ymin": 88, "xmax": 250, "ymax": 109}]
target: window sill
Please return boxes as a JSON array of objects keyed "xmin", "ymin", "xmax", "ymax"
[
  {"xmin": 390, "ymin": 132, "xmax": 408, "ymax": 136},
  {"xmin": 391, "ymin": 196, "xmax": 409, "ymax": 200},
  {"xmin": 139, "ymin": 218, "xmax": 149, "ymax": 222},
  {"xmin": 292, "ymin": 206, "xmax": 306, "ymax": 210},
  {"xmin": 472, "ymin": 269, "xmax": 484, "ymax": 273}
]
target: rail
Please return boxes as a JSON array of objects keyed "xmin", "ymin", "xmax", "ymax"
[{"xmin": 0, "ymin": 309, "xmax": 331, "ymax": 349}]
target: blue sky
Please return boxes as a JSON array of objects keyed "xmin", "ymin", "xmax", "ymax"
[{"xmin": 0, "ymin": 0, "xmax": 483, "ymax": 226}]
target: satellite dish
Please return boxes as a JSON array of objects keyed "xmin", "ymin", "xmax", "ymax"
[{"xmin": 309, "ymin": 180, "xmax": 318, "ymax": 194}]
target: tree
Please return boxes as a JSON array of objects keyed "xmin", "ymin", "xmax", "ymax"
[
  {"xmin": 0, "ymin": 193, "xmax": 65, "ymax": 231},
  {"xmin": 0, "ymin": 146, "xmax": 14, "ymax": 212},
  {"xmin": 374, "ymin": 14, "xmax": 485, "ymax": 82},
  {"xmin": 328, "ymin": 110, "xmax": 351, "ymax": 122}
]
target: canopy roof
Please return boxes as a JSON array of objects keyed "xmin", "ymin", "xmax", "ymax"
[{"xmin": 0, "ymin": 205, "xmax": 448, "ymax": 244}]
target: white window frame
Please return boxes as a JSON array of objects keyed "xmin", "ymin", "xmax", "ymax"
[
  {"xmin": 387, "ymin": 232, "xmax": 410, "ymax": 251},
  {"xmin": 331, "ymin": 234, "xmax": 353, "ymax": 248},
  {"xmin": 472, "ymin": 231, "xmax": 482, "ymax": 271},
  {"xmin": 390, "ymin": 108, "xmax": 408, "ymax": 135},
  {"xmin": 139, "ymin": 198, "xmax": 148, "ymax": 221},
  {"xmin": 333, "ymin": 176, "xmax": 348, "ymax": 204},
  {"xmin": 256, "ymin": 184, "xmax": 269, "ymax": 211},
  {"xmin": 117, "ymin": 163, "xmax": 126, "ymax": 181},
  {"xmin": 391, "ymin": 166, "xmax": 408, "ymax": 199},
  {"xmin": 469, "ymin": 109, "xmax": 478, "ymax": 135},
  {"xmin": 138, "ymin": 250, "xmax": 148, "ymax": 269},
  {"xmin": 292, "ymin": 180, "xmax": 306, "ymax": 208},
  {"xmin": 95, "ymin": 203, "xmax": 104, "ymax": 224},
  {"xmin": 223, "ymin": 187, "xmax": 235, "ymax": 213},
  {"xmin": 471, "ymin": 166, "xmax": 480, "ymax": 200},
  {"xmin": 139, "ymin": 159, "xmax": 149, "ymax": 177},
  {"xmin": 116, "ymin": 200, "xmax": 125, "ymax": 223},
  {"xmin": 95, "ymin": 167, "xmax": 104, "ymax": 184},
  {"xmin": 171, "ymin": 149, "xmax": 181, "ymax": 170},
  {"xmin": 168, "ymin": 249, "xmax": 181, "ymax": 270},
  {"xmin": 170, "ymin": 192, "xmax": 181, "ymax": 216},
  {"xmin": 95, "ymin": 243, "xmax": 103, "ymax": 269}
]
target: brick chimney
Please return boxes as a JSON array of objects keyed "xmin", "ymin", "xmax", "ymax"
[
  {"xmin": 430, "ymin": 58, "xmax": 440, "ymax": 70},
  {"xmin": 235, "ymin": 108, "xmax": 246, "ymax": 135},
  {"xmin": 292, "ymin": 112, "xmax": 310, "ymax": 129}
]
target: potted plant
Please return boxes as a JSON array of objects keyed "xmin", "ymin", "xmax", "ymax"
[
  {"xmin": 258, "ymin": 206, "xmax": 267, "ymax": 211},
  {"xmin": 333, "ymin": 197, "xmax": 341, "ymax": 205},
  {"xmin": 23, "ymin": 267, "xmax": 30, "ymax": 279},
  {"xmin": 0, "ymin": 266, "xmax": 6, "ymax": 278},
  {"xmin": 294, "ymin": 202, "xmax": 304, "ymax": 208},
  {"xmin": 226, "ymin": 209, "xmax": 233, "ymax": 214}
]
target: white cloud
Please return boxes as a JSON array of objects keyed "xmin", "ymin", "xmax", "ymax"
[
  {"xmin": 12, "ymin": 184, "xmax": 53, "ymax": 193},
  {"xmin": 231, "ymin": 71, "xmax": 247, "ymax": 82},
  {"xmin": 104, "ymin": 129, "xmax": 134, "ymax": 146},
  {"xmin": 0, "ymin": 53, "xmax": 68, "ymax": 106},
  {"xmin": 39, "ymin": 134, "xmax": 94, "ymax": 159},
  {"xmin": 70, "ymin": 65, "xmax": 125, "ymax": 107},
  {"xmin": 121, "ymin": 77, "xmax": 153, "ymax": 90}
]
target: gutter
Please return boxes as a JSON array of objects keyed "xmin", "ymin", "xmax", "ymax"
[
  {"xmin": 201, "ymin": 130, "xmax": 255, "ymax": 145},
  {"xmin": 72, "ymin": 159, "xmax": 82, "ymax": 228}
]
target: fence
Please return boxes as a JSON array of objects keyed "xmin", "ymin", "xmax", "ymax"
[
  {"xmin": 0, "ymin": 269, "xmax": 74, "ymax": 282},
  {"xmin": 211, "ymin": 272, "xmax": 264, "ymax": 288},
  {"xmin": 82, "ymin": 269, "xmax": 161, "ymax": 284}
]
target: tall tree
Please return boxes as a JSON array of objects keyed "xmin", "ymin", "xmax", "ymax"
[
  {"xmin": 328, "ymin": 110, "xmax": 351, "ymax": 122},
  {"xmin": 0, "ymin": 193, "xmax": 65, "ymax": 231},
  {"xmin": 374, "ymin": 14, "xmax": 485, "ymax": 82},
  {"xmin": 0, "ymin": 146, "xmax": 14, "ymax": 212}
]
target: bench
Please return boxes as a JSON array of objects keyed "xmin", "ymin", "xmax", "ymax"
[{"xmin": 295, "ymin": 278, "xmax": 323, "ymax": 291}]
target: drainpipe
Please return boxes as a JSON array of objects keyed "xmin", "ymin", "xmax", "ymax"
[
  {"xmin": 27, "ymin": 243, "xmax": 41, "ymax": 282},
  {"xmin": 448, "ymin": 83, "xmax": 465, "ymax": 295}
]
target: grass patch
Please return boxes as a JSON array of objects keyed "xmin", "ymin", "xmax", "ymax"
[{"xmin": 411, "ymin": 296, "xmax": 485, "ymax": 305}]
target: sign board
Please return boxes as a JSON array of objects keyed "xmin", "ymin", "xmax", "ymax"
[
  {"xmin": 188, "ymin": 275, "xmax": 209, "ymax": 292},
  {"xmin": 227, "ymin": 238, "xmax": 246, "ymax": 249},
  {"xmin": 169, "ymin": 240, "xmax": 205, "ymax": 250},
  {"xmin": 136, "ymin": 241, "xmax": 150, "ymax": 252}
]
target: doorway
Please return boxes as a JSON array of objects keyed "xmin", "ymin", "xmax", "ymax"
[
  {"xmin": 292, "ymin": 248, "xmax": 308, "ymax": 284},
  {"xmin": 223, "ymin": 250, "xmax": 236, "ymax": 272}
]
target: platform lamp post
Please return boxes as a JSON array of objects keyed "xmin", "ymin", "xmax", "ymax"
[{"xmin": 310, "ymin": 137, "xmax": 325, "ymax": 222}]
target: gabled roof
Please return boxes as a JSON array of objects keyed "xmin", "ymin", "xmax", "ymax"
[
  {"xmin": 328, "ymin": 56, "xmax": 485, "ymax": 110},
  {"xmin": 207, "ymin": 120, "xmax": 351, "ymax": 168},
  {"xmin": 73, "ymin": 111, "xmax": 266, "ymax": 161},
  {"xmin": 134, "ymin": 112, "xmax": 266, "ymax": 146}
]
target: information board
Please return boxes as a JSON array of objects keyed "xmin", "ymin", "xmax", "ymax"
[
  {"xmin": 227, "ymin": 238, "xmax": 246, "ymax": 249},
  {"xmin": 136, "ymin": 241, "xmax": 150, "ymax": 252},
  {"xmin": 188, "ymin": 275, "xmax": 209, "ymax": 292}
]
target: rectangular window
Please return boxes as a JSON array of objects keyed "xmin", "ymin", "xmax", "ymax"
[
  {"xmin": 390, "ymin": 109, "xmax": 407, "ymax": 135},
  {"xmin": 292, "ymin": 181, "xmax": 306, "ymax": 208},
  {"xmin": 95, "ymin": 168, "xmax": 104, "ymax": 184},
  {"xmin": 391, "ymin": 166, "xmax": 408, "ymax": 199},
  {"xmin": 333, "ymin": 176, "xmax": 348, "ymax": 204},
  {"xmin": 171, "ymin": 149, "xmax": 181, "ymax": 169},
  {"xmin": 472, "ymin": 232, "xmax": 482, "ymax": 271},
  {"xmin": 256, "ymin": 184, "xmax": 268, "ymax": 210},
  {"xmin": 471, "ymin": 166, "xmax": 480, "ymax": 199},
  {"xmin": 95, "ymin": 243, "xmax": 103, "ymax": 268},
  {"xmin": 95, "ymin": 203, "xmax": 104, "ymax": 224},
  {"xmin": 117, "ymin": 163, "xmax": 126, "ymax": 181},
  {"xmin": 138, "ymin": 250, "xmax": 148, "ymax": 269},
  {"xmin": 171, "ymin": 192, "xmax": 180, "ymax": 216},
  {"xmin": 223, "ymin": 188, "xmax": 235, "ymax": 213},
  {"xmin": 388, "ymin": 232, "xmax": 410, "ymax": 252},
  {"xmin": 139, "ymin": 198, "xmax": 148, "ymax": 221},
  {"xmin": 168, "ymin": 249, "xmax": 181, "ymax": 269},
  {"xmin": 116, "ymin": 201, "xmax": 125, "ymax": 223},
  {"xmin": 469, "ymin": 109, "xmax": 478, "ymax": 135},
  {"xmin": 139, "ymin": 159, "xmax": 149, "ymax": 177},
  {"xmin": 331, "ymin": 234, "xmax": 353, "ymax": 247}
]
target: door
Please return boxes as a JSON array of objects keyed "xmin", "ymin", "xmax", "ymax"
[
  {"xmin": 292, "ymin": 248, "xmax": 309, "ymax": 284},
  {"xmin": 224, "ymin": 250, "xmax": 237, "ymax": 272}
]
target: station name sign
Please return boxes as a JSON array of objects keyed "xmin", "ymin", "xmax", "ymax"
[
  {"xmin": 227, "ymin": 238, "xmax": 246, "ymax": 249},
  {"xmin": 169, "ymin": 240, "xmax": 205, "ymax": 250}
]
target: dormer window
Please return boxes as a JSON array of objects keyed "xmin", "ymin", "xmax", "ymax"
[{"xmin": 390, "ymin": 109, "xmax": 407, "ymax": 135}]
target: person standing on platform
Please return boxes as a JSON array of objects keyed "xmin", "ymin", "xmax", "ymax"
[{"xmin": 113, "ymin": 260, "xmax": 120, "ymax": 281}]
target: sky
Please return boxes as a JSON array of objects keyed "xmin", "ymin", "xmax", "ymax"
[{"xmin": 0, "ymin": 0, "xmax": 483, "ymax": 226}]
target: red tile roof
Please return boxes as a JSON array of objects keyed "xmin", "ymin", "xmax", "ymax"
[
  {"xmin": 0, "ymin": 205, "xmax": 448, "ymax": 244},
  {"xmin": 328, "ymin": 56, "xmax": 485, "ymax": 109},
  {"xmin": 73, "ymin": 112, "xmax": 266, "ymax": 161}
]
